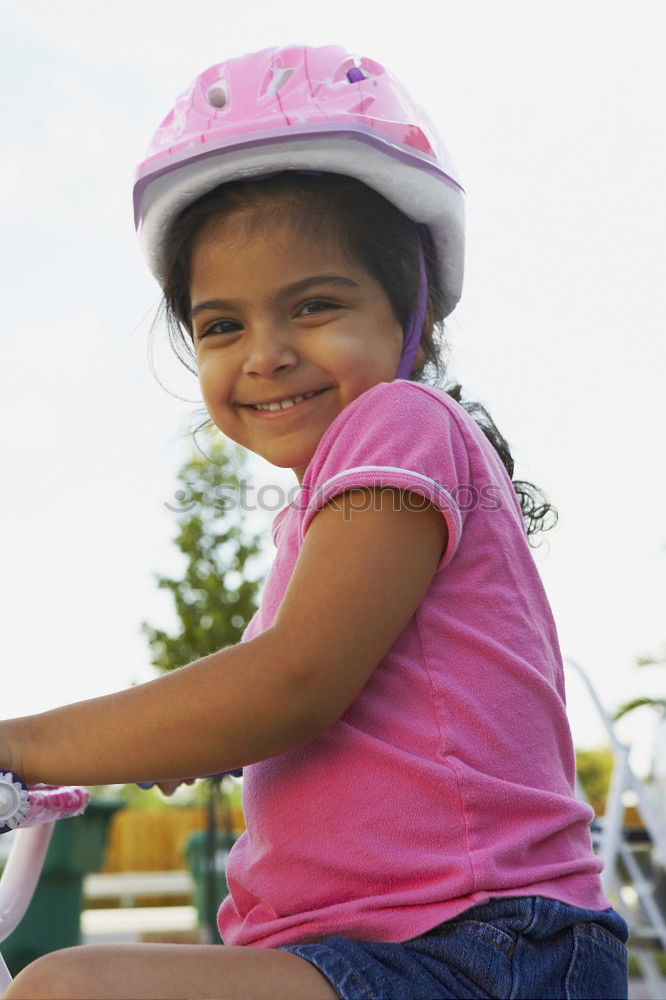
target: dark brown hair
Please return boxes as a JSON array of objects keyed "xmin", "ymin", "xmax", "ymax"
[{"xmin": 152, "ymin": 170, "xmax": 557, "ymax": 544}]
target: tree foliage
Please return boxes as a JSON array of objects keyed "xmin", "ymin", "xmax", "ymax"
[
  {"xmin": 140, "ymin": 431, "xmax": 266, "ymax": 672},
  {"xmin": 575, "ymin": 747, "xmax": 614, "ymax": 806}
]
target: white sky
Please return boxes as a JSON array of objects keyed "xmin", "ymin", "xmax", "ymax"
[{"xmin": 1, "ymin": 1, "xmax": 664, "ymax": 778}]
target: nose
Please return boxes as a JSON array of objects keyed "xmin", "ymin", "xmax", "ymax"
[{"xmin": 241, "ymin": 323, "xmax": 299, "ymax": 377}]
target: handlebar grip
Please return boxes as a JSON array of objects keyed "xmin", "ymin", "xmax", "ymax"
[{"xmin": 0, "ymin": 771, "xmax": 89, "ymax": 833}]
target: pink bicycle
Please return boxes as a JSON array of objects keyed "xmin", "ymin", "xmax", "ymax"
[
  {"xmin": 0, "ymin": 767, "xmax": 242, "ymax": 991},
  {"xmin": 0, "ymin": 770, "xmax": 90, "ymax": 991}
]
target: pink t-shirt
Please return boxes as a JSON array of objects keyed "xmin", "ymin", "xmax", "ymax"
[{"xmin": 217, "ymin": 379, "xmax": 609, "ymax": 948}]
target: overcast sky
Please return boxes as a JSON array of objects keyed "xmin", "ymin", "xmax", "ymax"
[{"xmin": 1, "ymin": 1, "xmax": 664, "ymax": 779}]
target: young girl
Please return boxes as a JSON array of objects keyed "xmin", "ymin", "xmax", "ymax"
[{"xmin": 2, "ymin": 44, "xmax": 628, "ymax": 1000}]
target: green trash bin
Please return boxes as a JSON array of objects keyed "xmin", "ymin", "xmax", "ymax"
[
  {"xmin": 2, "ymin": 798, "xmax": 123, "ymax": 977},
  {"xmin": 184, "ymin": 830, "xmax": 236, "ymax": 929}
]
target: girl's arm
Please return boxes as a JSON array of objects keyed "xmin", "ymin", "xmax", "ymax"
[
  {"xmin": 2, "ymin": 627, "xmax": 316, "ymax": 787},
  {"xmin": 3, "ymin": 486, "xmax": 447, "ymax": 788}
]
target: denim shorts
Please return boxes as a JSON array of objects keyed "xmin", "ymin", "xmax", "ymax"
[{"xmin": 277, "ymin": 895, "xmax": 629, "ymax": 999}]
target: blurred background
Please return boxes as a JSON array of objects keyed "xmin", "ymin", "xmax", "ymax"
[{"xmin": 0, "ymin": 0, "xmax": 665, "ymax": 982}]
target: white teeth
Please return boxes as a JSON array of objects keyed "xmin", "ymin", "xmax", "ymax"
[{"xmin": 252, "ymin": 390, "xmax": 320, "ymax": 411}]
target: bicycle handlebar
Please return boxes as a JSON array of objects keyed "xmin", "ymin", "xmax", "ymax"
[
  {"xmin": 0, "ymin": 769, "xmax": 243, "ymax": 833},
  {"xmin": 0, "ymin": 771, "xmax": 89, "ymax": 834}
]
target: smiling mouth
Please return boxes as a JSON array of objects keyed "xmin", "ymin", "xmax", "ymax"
[
  {"xmin": 245, "ymin": 387, "xmax": 330, "ymax": 410},
  {"xmin": 243, "ymin": 387, "xmax": 331, "ymax": 417}
]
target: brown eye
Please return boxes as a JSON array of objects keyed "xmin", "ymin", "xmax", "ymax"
[
  {"xmin": 198, "ymin": 320, "xmax": 239, "ymax": 339},
  {"xmin": 299, "ymin": 300, "xmax": 339, "ymax": 315}
]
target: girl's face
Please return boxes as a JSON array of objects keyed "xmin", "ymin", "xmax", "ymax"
[{"xmin": 190, "ymin": 211, "xmax": 426, "ymax": 483}]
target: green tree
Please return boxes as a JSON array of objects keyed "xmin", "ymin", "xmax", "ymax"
[
  {"xmin": 575, "ymin": 748, "xmax": 614, "ymax": 808},
  {"xmin": 137, "ymin": 429, "xmax": 269, "ymax": 941},
  {"xmin": 139, "ymin": 432, "xmax": 266, "ymax": 670}
]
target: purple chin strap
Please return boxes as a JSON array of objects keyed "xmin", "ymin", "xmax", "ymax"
[{"xmin": 395, "ymin": 223, "xmax": 429, "ymax": 379}]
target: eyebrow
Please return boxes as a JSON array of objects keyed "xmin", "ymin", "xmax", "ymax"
[{"xmin": 190, "ymin": 274, "xmax": 361, "ymax": 322}]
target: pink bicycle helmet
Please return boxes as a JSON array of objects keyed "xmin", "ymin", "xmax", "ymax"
[{"xmin": 133, "ymin": 44, "xmax": 465, "ymax": 378}]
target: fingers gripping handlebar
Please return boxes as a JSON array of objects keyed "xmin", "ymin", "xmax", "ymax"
[{"xmin": 137, "ymin": 770, "xmax": 243, "ymax": 790}]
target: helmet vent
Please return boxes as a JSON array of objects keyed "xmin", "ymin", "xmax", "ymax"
[
  {"xmin": 347, "ymin": 67, "xmax": 367, "ymax": 83},
  {"xmin": 206, "ymin": 83, "xmax": 228, "ymax": 109},
  {"xmin": 267, "ymin": 67, "xmax": 295, "ymax": 97}
]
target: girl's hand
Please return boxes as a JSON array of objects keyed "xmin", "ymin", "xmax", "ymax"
[{"xmin": 155, "ymin": 778, "xmax": 197, "ymax": 797}]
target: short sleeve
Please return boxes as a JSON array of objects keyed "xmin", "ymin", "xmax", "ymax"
[{"xmin": 297, "ymin": 380, "xmax": 472, "ymax": 571}]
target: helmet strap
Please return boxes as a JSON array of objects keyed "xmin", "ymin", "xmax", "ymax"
[{"xmin": 395, "ymin": 224, "xmax": 428, "ymax": 379}]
